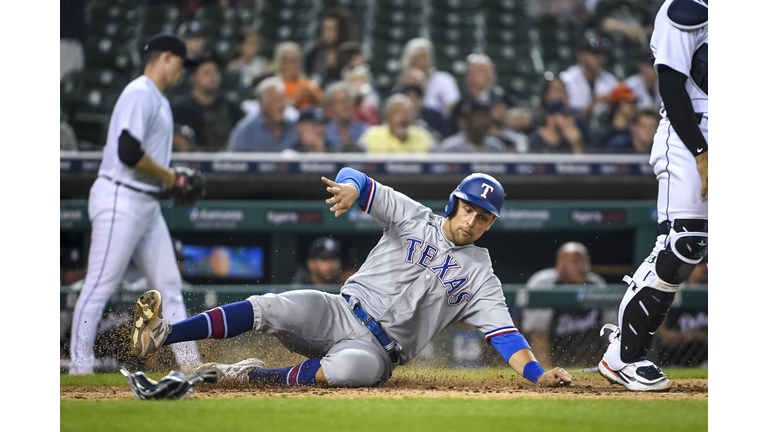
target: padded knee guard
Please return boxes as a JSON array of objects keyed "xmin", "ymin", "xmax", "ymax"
[
  {"xmin": 619, "ymin": 287, "xmax": 676, "ymax": 363},
  {"xmin": 655, "ymin": 219, "xmax": 708, "ymax": 285}
]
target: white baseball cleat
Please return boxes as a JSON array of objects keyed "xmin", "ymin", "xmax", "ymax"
[
  {"xmin": 130, "ymin": 290, "xmax": 171, "ymax": 357},
  {"xmin": 196, "ymin": 358, "xmax": 266, "ymax": 383},
  {"xmin": 598, "ymin": 324, "xmax": 672, "ymax": 392}
]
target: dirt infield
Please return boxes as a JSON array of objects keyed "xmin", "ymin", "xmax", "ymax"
[{"xmin": 60, "ymin": 374, "xmax": 707, "ymax": 401}]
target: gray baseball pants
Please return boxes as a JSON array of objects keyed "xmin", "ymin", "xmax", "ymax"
[{"xmin": 246, "ymin": 290, "xmax": 395, "ymax": 387}]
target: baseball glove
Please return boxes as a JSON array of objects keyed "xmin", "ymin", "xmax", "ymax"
[
  {"xmin": 121, "ymin": 368, "xmax": 218, "ymax": 401},
  {"xmin": 170, "ymin": 166, "xmax": 206, "ymax": 207}
]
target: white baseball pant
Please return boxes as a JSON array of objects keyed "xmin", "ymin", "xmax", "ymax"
[{"xmin": 69, "ymin": 177, "xmax": 200, "ymax": 373}]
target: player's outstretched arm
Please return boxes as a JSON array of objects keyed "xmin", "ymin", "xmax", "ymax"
[{"xmin": 508, "ymin": 347, "xmax": 573, "ymax": 387}]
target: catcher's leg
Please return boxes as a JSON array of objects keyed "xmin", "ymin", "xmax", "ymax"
[{"xmin": 607, "ymin": 218, "xmax": 708, "ymax": 369}]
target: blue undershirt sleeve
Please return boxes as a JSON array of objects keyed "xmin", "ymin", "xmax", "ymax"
[
  {"xmin": 488, "ymin": 331, "xmax": 532, "ymax": 363},
  {"xmin": 335, "ymin": 167, "xmax": 372, "ymax": 209}
]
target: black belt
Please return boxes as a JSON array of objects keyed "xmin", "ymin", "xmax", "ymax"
[
  {"xmin": 100, "ymin": 175, "xmax": 161, "ymax": 199},
  {"xmin": 343, "ymin": 295, "xmax": 400, "ymax": 365}
]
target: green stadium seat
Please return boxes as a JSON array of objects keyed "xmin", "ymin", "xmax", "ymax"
[{"xmin": 83, "ymin": 39, "xmax": 134, "ymax": 74}]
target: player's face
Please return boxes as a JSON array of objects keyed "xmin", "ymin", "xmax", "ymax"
[
  {"xmin": 168, "ymin": 54, "xmax": 185, "ymax": 85},
  {"xmin": 446, "ymin": 199, "xmax": 495, "ymax": 246}
]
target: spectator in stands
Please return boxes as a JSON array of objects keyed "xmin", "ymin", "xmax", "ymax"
[
  {"xmin": 292, "ymin": 237, "xmax": 343, "ymax": 285},
  {"xmin": 593, "ymin": 83, "xmax": 637, "ymax": 149},
  {"xmin": 337, "ymin": 41, "xmax": 366, "ymax": 71},
  {"xmin": 240, "ymin": 74, "xmax": 301, "ymax": 121},
  {"xmin": 172, "ymin": 52, "xmax": 245, "ymax": 152},
  {"xmin": 624, "ymin": 53, "xmax": 662, "ymax": 111},
  {"xmin": 228, "ymin": 77, "xmax": 298, "ymax": 152},
  {"xmin": 533, "ymin": 74, "xmax": 593, "ymax": 145},
  {"xmin": 392, "ymin": 78, "xmax": 450, "ymax": 142},
  {"xmin": 227, "ymin": 28, "xmax": 270, "ymax": 90},
  {"xmin": 522, "ymin": 242, "xmax": 607, "ymax": 368},
  {"xmin": 60, "ymin": 0, "xmax": 87, "ymax": 81},
  {"xmin": 178, "ymin": 21, "xmax": 206, "ymax": 60},
  {"xmin": 273, "ymin": 42, "xmax": 324, "ymax": 110},
  {"xmin": 527, "ymin": 100, "xmax": 585, "ymax": 154},
  {"xmin": 488, "ymin": 89, "xmax": 515, "ymax": 145},
  {"xmin": 400, "ymin": 38, "xmax": 461, "ymax": 115},
  {"xmin": 304, "ymin": 7, "xmax": 358, "ymax": 87},
  {"xmin": 499, "ymin": 108, "xmax": 531, "ymax": 153},
  {"xmin": 358, "ymin": 94, "xmax": 433, "ymax": 153},
  {"xmin": 342, "ymin": 64, "xmax": 380, "ymax": 125},
  {"xmin": 440, "ymin": 99, "xmax": 506, "ymax": 153},
  {"xmin": 560, "ymin": 38, "xmax": 618, "ymax": 122},
  {"xmin": 448, "ymin": 54, "xmax": 497, "ymax": 135},
  {"xmin": 324, "ymin": 82, "xmax": 367, "ymax": 152},
  {"xmin": 605, "ymin": 108, "xmax": 661, "ymax": 154},
  {"xmin": 292, "ymin": 106, "xmax": 329, "ymax": 153}
]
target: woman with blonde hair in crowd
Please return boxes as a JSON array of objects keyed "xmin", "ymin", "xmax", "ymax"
[
  {"xmin": 400, "ymin": 38, "xmax": 460, "ymax": 115},
  {"xmin": 273, "ymin": 41, "xmax": 324, "ymax": 110}
]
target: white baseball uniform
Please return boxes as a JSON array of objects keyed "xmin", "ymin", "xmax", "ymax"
[
  {"xmin": 69, "ymin": 75, "xmax": 200, "ymax": 374},
  {"xmin": 649, "ymin": 0, "xmax": 708, "ymax": 238}
]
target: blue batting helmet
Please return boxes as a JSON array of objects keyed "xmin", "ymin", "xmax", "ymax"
[{"xmin": 445, "ymin": 173, "xmax": 504, "ymax": 218}]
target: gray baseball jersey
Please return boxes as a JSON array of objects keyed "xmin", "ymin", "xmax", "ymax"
[{"xmin": 340, "ymin": 180, "xmax": 516, "ymax": 364}]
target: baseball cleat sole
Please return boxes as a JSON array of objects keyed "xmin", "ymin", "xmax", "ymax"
[{"xmin": 130, "ymin": 290, "xmax": 164, "ymax": 357}]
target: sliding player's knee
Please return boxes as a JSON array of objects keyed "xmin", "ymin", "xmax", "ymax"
[{"xmin": 321, "ymin": 349, "xmax": 387, "ymax": 387}]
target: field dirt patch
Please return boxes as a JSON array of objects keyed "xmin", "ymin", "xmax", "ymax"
[{"xmin": 60, "ymin": 375, "xmax": 707, "ymax": 401}]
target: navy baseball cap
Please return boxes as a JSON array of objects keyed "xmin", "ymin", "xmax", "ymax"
[
  {"xmin": 308, "ymin": 237, "xmax": 342, "ymax": 260},
  {"xmin": 298, "ymin": 106, "xmax": 328, "ymax": 124},
  {"xmin": 144, "ymin": 33, "xmax": 199, "ymax": 66}
]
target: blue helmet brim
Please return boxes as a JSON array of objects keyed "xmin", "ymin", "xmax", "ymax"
[{"xmin": 452, "ymin": 191, "xmax": 501, "ymax": 218}]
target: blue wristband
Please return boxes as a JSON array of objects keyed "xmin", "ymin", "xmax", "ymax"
[{"xmin": 523, "ymin": 361, "xmax": 546, "ymax": 383}]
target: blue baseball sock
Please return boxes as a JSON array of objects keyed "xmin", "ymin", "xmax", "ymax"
[
  {"xmin": 247, "ymin": 359, "xmax": 322, "ymax": 387},
  {"xmin": 164, "ymin": 300, "xmax": 255, "ymax": 345}
]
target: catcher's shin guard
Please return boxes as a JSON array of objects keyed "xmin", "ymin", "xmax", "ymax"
[
  {"xmin": 617, "ymin": 284, "xmax": 676, "ymax": 363},
  {"xmin": 615, "ymin": 218, "xmax": 707, "ymax": 364}
]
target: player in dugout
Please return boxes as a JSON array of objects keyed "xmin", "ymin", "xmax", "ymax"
[{"xmin": 128, "ymin": 169, "xmax": 573, "ymax": 388}]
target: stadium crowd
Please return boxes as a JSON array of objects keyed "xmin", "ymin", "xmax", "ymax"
[{"xmin": 61, "ymin": 0, "xmax": 666, "ymax": 155}]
